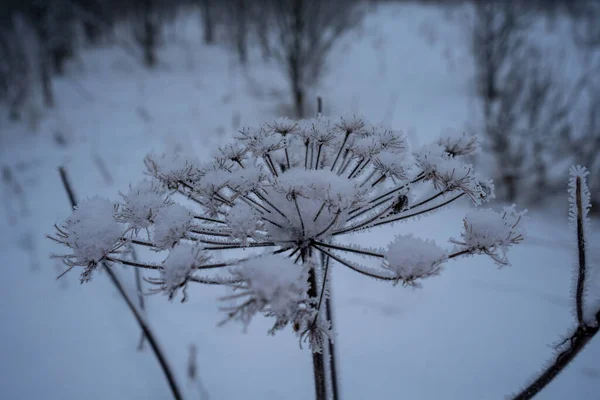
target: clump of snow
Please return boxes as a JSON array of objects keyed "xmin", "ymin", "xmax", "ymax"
[
  {"xmin": 160, "ymin": 243, "xmax": 209, "ymax": 301},
  {"xmin": 224, "ymin": 254, "xmax": 309, "ymax": 332},
  {"xmin": 451, "ymin": 205, "xmax": 526, "ymax": 266},
  {"xmin": 274, "ymin": 168, "xmax": 368, "ymax": 211},
  {"xmin": 225, "ymin": 203, "xmax": 265, "ymax": 246},
  {"xmin": 116, "ymin": 179, "xmax": 170, "ymax": 233},
  {"xmin": 145, "ymin": 151, "xmax": 204, "ymax": 187},
  {"xmin": 383, "ymin": 234, "xmax": 447, "ymax": 286},
  {"xmin": 228, "ymin": 165, "xmax": 268, "ymax": 195},
  {"xmin": 51, "ymin": 196, "xmax": 127, "ymax": 281},
  {"xmin": 152, "ymin": 203, "xmax": 193, "ymax": 250}
]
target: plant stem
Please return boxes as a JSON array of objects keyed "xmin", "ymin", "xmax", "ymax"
[
  {"xmin": 305, "ymin": 250, "xmax": 327, "ymax": 400},
  {"xmin": 58, "ymin": 166, "xmax": 183, "ymax": 400}
]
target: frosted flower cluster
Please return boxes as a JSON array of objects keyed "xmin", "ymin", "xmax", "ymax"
[
  {"xmin": 450, "ymin": 206, "xmax": 526, "ymax": 266},
  {"xmin": 49, "ymin": 114, "xmax": 524, "ymax": 352}
]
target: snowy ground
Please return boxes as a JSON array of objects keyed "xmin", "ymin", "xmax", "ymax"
[{"xmin": 1, "ymin": 3, "xmax": 599, "ymax": 400}]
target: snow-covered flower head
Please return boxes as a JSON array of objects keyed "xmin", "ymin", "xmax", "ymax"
[
  {"xmin": 221, "ymin": 254, "xmax": 309, "ymax": 333},
  {"xmin": 148, "ymin": 243, "xmax": 211, "ymax": 301},
  {"xmin": 49, "ymin": 196, "xmax": 127, "ymax": 281},
  {"xmin": 451, "ymin": 205, "xmax": 526, "ymax": 266},
  {"xmin": 384, "ymin": 234, "xmax": 448, "ymax": 287},
  {"xmin": 116, "ymin": 179, "xmax": 170, "ymax": 234},
  {"xmin": 50, "ymin": 115, "xmax": 524, "ymax": 351}
]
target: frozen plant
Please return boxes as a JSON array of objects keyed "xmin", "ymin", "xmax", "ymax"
[
  {"xmin": 511, "ymin": 166, "xmax": 599, "ymax": 400},
  {"xmin": 49, "ymin": 115, "xmax": 525, "ymax": 400}
]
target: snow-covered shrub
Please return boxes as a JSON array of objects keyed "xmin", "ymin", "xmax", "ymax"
[{"xmin": 49, "ymin": 115, "xmax": 524, "ymax": 398}]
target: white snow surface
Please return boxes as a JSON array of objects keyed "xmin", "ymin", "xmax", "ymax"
[{"xmin": 1, "ymin": 3, "xmax": 599, "ymax": 400}]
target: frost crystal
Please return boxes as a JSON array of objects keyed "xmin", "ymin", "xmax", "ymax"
[{"xmin": 383, "ymin": 234, "xmax": 448, "ymax": 286}]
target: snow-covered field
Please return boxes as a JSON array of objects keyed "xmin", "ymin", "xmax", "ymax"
[{"xmin": 1, "ymin": 3, "xmax": 599, "ymax": 399}]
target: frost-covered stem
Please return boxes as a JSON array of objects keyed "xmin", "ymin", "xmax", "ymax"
[
  {"xmin": 365, "ymin": 174, "xmax": 425, "ymax": 206},
  {"xmin": 284, "ymin": 148, "xmax": 291, "ymax": 171},
  {"xmin": 265, "ymin": 154, "xmax": 280, "ymax": 177},
  {"xmin": 58, "ymin": 166, "xmax": 184, "ymax": 400},
  {"xmin": 312, "ymin": 245, "xmax": 395, "ymax": 281},
  {"xmin": 262, "ymin": 215, "xmax": 285, "ymax": 229},
  {"xmin": 190, "ymin": 229, "xmax": 232, "ymax": 237},
  {"xmin": 330, "ymin": 132, "xmax": 349, "ymax": 172},
  {"xmin": 312, "ymin": 254, "xmax": 330, "ymax": 327},
  {"xmin": 130, "ymin": 238, "xmax": 155, "ymax": 248},
  {"xmin": 193, "ymin": 215, "xmax": 226, "ymax": 224},
  {"xmin": 130, "ymin": 247, "xmax": 147, "ymax": 350},
  {"xmin": 370, "ymin": 174, "xmax": 386, "ymax": 187},
  {"xmin": 447, "ymin": 249, "xmax": 472, "ymax": 259},
  {"xmin": 313, "ymin": 202, "xmax": 327, "ymax": 222},
  {"xmin": 292, "ymin": 193, "xmax": 306, "ymax": 238},
  {"xmin": 105, "ymin": 256, "xmax": 161, "ymax": 270},
  {"xmin": 252, "ymin": 190, "xmax": 288, "ymax": 218},
  {"xmin": 347, "ymin": 196, "xmax": 394, "ymax": 222},
  {"xmin": 347, "ymin": 158, "xmax": 365, "ymax": 179},
  {"xmin": 305, "ymin": 139, "xmax": 310, "ymax": 170},
  {"xmin": 368, "ymin": 193, "xmax": 465, "ymax": 230},
  {"xmin": 359, "ymin": 170, "xmax": 377, "ymax": 188},
  {"xmin": 189, "ymin": 276, "xmax": 242, "ymax": 285},
  {"xmin": 410, "ymin": 190, "xmax": 447, "ymax": 210},
  {"xmin": 237, "ymin": 194, "xmax": 269, "ymax": 215},
  {"xmin": 305, "ymin": 249, "xmax": 327, "ymax": 400},
  {"xmin": 316, "ymin": 252, "xmax": 340, "ymax": 400},
  {"xmin": 315, "ymin": 211, "xmax": 341, "ymax": 238},
  {"xmin": 312, "ymin": 240, "xmax": 384, "ymax": 258},
  {"xmin": 333, "ymin": 202, "xmax": 395, "ymax": 236},
  {"xmin": 104, "ymin": 265, "xmax": 184, "ymax": 400},
  {"xmin": 511, "ymin": 321, "xmax": 599, "ymax": 400},
  {"xmin": 263, "ymin": 155, "xmax": 278, "ymax": 177},
  {"xmin": 315, "ymin": 144, "xmax": 323, "ymax": 170},
  {"xmin": 350, "ymin": 158, "xmax": 370, "ymax": 179},
  {"xmin": 337, "ymin": 154, "xmax": 353, "ymax": 176},
  {"xmin": 511, "ymin": 169, "xmax": 598, "ymax": 400},
  {"xmin": 324, "ymin": 295, "xmax": 339, "ymax": 400},
  {"xmin": 575, "ymin": 175, "xmax": 587, "ymax": 327},
  {"xmin": 202, "ymin": 243, "xmax": 276, "ymax": 251}
]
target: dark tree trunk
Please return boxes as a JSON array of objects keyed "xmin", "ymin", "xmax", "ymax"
[
  {"xmin": 202, "ymin": 0, "xmax": 214, "ymax": 44},
  {"xmin": 31, "ymin": 4, "xmax": 54, "ymax": 107},
  {"xmin": 141, "ymin": 0, "xmax": 157, "ymax": 68}
]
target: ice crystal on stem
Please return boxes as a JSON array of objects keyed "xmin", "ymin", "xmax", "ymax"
[{"xmin": 49, "ymin": 115, "xmax": 524, "ymax": 349}]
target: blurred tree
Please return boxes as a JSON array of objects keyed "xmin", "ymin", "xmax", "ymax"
[{"xmin": 264, "ymin": 0, "xmax": 363, "ymax": 117}]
